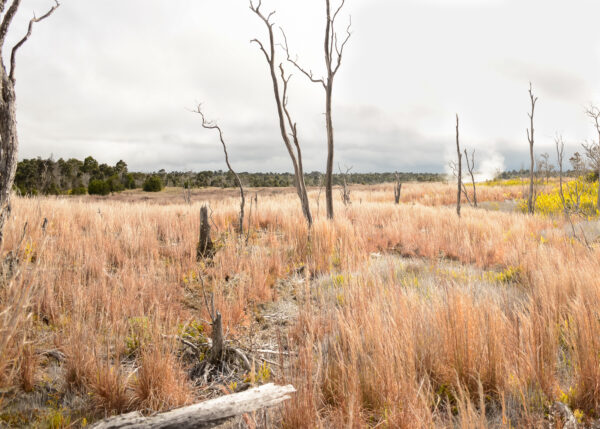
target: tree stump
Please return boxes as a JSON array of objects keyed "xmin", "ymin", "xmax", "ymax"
[{"xmin": 197, "ymin": 206, "xmax": 214, "ymax": 261}]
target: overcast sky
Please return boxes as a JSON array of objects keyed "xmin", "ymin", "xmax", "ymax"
[{"xmin": 9, "ymin": 0, "xmax": 600, "ymax": 174}]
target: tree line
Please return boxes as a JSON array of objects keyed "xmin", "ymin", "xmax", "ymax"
[{"xmin": 14, "ymin": 155, "xmax": 443, "ymax": 196}]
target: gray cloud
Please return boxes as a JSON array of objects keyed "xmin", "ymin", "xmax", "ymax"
[{"xmin": 10, "ymin": 0, "xmax": 600, "ymax": 173}]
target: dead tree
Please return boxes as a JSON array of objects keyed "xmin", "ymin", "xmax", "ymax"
[
  {"xmin": 183, "ymin": 182, "xmax": 192, "ymax": 205},
  {"xmin": 282, "ymin": 0, "xmax": 351, "ymax": 220},
  {"xmin": 464, "ymin": 149, "xmax": 477, "ymax": 207},
  {"xmin": 394, "ymin": 172, "xmax": 402, "ymax": 204},
  {"xmin": 197, "ymin": 206, "xmax": 214, "ymax": 261},
  {"xmin": 556, "ymin": 135, "xmax": 590, "ymax": 246},
  {"xmin": 249, "ymin": 1, "xmax": 313, "ymax": 227},
  {"xmin": 555, "ymin": 135, "xmax": 567, "ymax": 214},
  {"xmin": 526, "ymin": 83, "xmax": 538, "ymax": 214},
  {"xmin": 90, "ymin": 383, "xmax": 296, "ymax": 429},
  {"xmin": 583, "ymin": 105, "xmax": 600, "ymax": 211},
  {"xmin": 455, "ymin": 114, "xmax": 462, "ymax": 217},
  {"xmin": 568, "ymin": 152, "xmax": 588, "ymax": 213},
  {"xmin": 316, "ymin": 172, "xmax": 324, "ymax": 216},
  {"xmin": 538, "ymin": 152, "xmax": 552, "ymax": 184},
  {"xmin": 338, "ymin": 164, "xmax": 352, "ymax": 206},
  {"xmin": 200, "ymin": 285, "xmax": 225, "ymax": 367},
  {"xmin": 190, "ymin": 275, "xmax": 251, "ymax": 382},
  {"xmin": 0, "ymin": 1, "xmax": 60, "ymax": 248},
  {"xmin": 195, "ymin": 105, "xmax": 245, "ymax": 234}
]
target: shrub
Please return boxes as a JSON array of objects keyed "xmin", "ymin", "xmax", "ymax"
[
  {"xmin": 106, "ymin": 174, "xmax": 125, "ymax": 193},
  {"xmin": 88, "ymin": 179, "xmax": 110, "ymax": 196},
  {"xmin": 69, "ymin": 186, "xmax": 87, "ymax": 195},
  {"xmin": 143, "ymin": 176, "xmax": 163, "ymax": 192},
  {"xmin": 124, "ymin": 173, "xmax": 136, "ymax": 189},
  {"xmin": 519, "ymin": 177, "xmax": 599, "ymax": 216}
]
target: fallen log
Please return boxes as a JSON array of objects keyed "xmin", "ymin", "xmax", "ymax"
[{"xmin": 90, "ymin": 383, "xmax": 295, "ymax": 429}]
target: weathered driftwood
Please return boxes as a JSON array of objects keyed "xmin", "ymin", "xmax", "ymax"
[{"xmin": 90, "ymin": 383, "xmax": 295, "ymax": 429}]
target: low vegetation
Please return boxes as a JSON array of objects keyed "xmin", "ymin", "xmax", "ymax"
[{"xmin": 0, "ymin": 180, "xmax": 599, "ymax": 427}]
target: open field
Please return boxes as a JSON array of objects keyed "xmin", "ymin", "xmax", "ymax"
[
  {"xmin": 79, "ymin": 181, "xmax": 534, "ymax": 207},
  {"xmin": 1, "ymin": 181, "xmax": 599, "ymax": 427}
]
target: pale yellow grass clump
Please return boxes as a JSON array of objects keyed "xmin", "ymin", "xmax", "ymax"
[{"xmin": 0, "ymin": 182, "xmax": 598, "ymax": 427}]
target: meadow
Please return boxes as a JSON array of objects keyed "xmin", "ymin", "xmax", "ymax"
[{"xmin": 1, "ymin": 180, "xmax": 599, "ymax": 428}]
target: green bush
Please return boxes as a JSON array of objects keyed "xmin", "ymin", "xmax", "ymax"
[
  {"xmin": 143, "ymin": 176, "xmax": 163, "ymax": 192},
  {"xmin": 106, "ymin": 174, "xmax": 125, "ymax": 193},
  {"xmin": 585, "ymin": 171, "xmax": 599, "ymax": 183},
  {"xmin": 124, "ymin": 173, "xmax": 136, "ymax": 189},
  {"xmin": 69, "ymin": 186, "xmax": 87, "ymax": 195},
  {"xmin": 88, "ymin": 179, "xmax": 110, "ymax": 196}
]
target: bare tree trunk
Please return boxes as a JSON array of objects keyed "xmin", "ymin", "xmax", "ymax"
[
  {"xmin": 394, "ymin": 173, "xmax": 402, "ymax": 204},
  {"xmin": 464, "ymin": 149, "xmax": 477, "ymax": 207},
  {"xmin": 527, "ymin": 83, "xmax": 538, "ymax": 215},
  {"xmin": 325, "ymin": 82, "xmax": 334, "ymax": 219},
  {"xmin": 455, "ymin": 114, "xmax": 462, "ymax": 217},
  {"xmin": 556, "ymin": 135, "xmax": 567, "ymax": 213},
  {"xmin": 282, "ymin": 0, "xmax": 351, "ymax": 221},
  {"xmin": 0, "ymin": 84, "xmax": 17, "ymax": 248},
  {"xmin": 0, "ymin": 1, "xmax": 59, "ymax": 248},
  {"xmin": 338, "ymin": 164, "xmax": 351, "ymax": 205},
  {"xmin": 209, "ymin": 311, "xmax": 224, "ymax": 364},
  {"xmin": 250, "ymin": 2, "xmax": 312, "ymax": 227}
]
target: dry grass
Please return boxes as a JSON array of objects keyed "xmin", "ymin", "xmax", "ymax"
[{"xmin": 0, "ymin": 181, "xmax": 598, "ymax": 427}]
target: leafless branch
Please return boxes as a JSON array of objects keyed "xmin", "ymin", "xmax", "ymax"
[
  {"xmin": 280, "ymin": 28, "xmax": 325, "ymax": 86},
  {"xmin": 9, "ymin": 0, "xmax": 59, "ymax": 81},
  {"xmin": 332, "ymin": 16, "xmax": 351, "ymax": 76},
  {"xmin": 249, "ymin": 0, "xmax": 275, "ymax": 63},
  {"xmin": 194, "ymin": 104, "xmax": 245, "ymax": 235}
]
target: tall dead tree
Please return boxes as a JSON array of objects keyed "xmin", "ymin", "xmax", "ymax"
[
  {"xmin": 0, "ymin": 0, "xmax": 60, "ymax": 248},
  {"xmin": 394, "ymin": 172, "xmax": 402, "ymax": 204},
  {"xmin": 583, "ymin": 105, "xmax": 600, "ymax": 211},
  {"xmin": 195, "ymin": 105, "xmax": 245, "ymax": 234},
  {"xmin": 555, "ymin": 134, "xmax": 589, "ymax": 245},
  {"xmin": 464, "ymin": 149, "xmax": 477, "ymax": 207},
  {"xmin": 455, "ymin": 114, "xmax": 462, "ymax": 217},
  {"xmin": 555, "ymin": 135, "xmax": 567, "ymax": 214},
  {"xmin": 249, "ymin": 0, "xmax": 312, "ymax": 227},
  {"xmin": 526, "ymin": 82, "xmax": 538, "ymax": 214},
  {"xmin": 283, "ymin": 0, "xmax": 351, "ymax": 220},
  {"xmin": 537, "ymin": 152, "xmax": 552, "ymax": 184}
]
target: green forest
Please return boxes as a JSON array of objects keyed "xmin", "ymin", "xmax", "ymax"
[{"xmin": 14, "ymin": 156, "xmax": 444, "ymax": 196}]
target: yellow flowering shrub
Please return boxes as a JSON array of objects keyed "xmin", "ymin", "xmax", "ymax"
[{"xmin": 519, "ymin": 178, "xmax": 599, "ymax": 217}]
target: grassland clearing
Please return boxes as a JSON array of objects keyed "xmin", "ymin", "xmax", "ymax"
[{"xmin": 0, "ymin": 181, "xmax": 599, "ymax": 427}]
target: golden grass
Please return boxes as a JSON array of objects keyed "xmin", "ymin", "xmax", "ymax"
[{"xmin": 0, "ymin": 181, "xmax": 599, "ymax": 427}]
